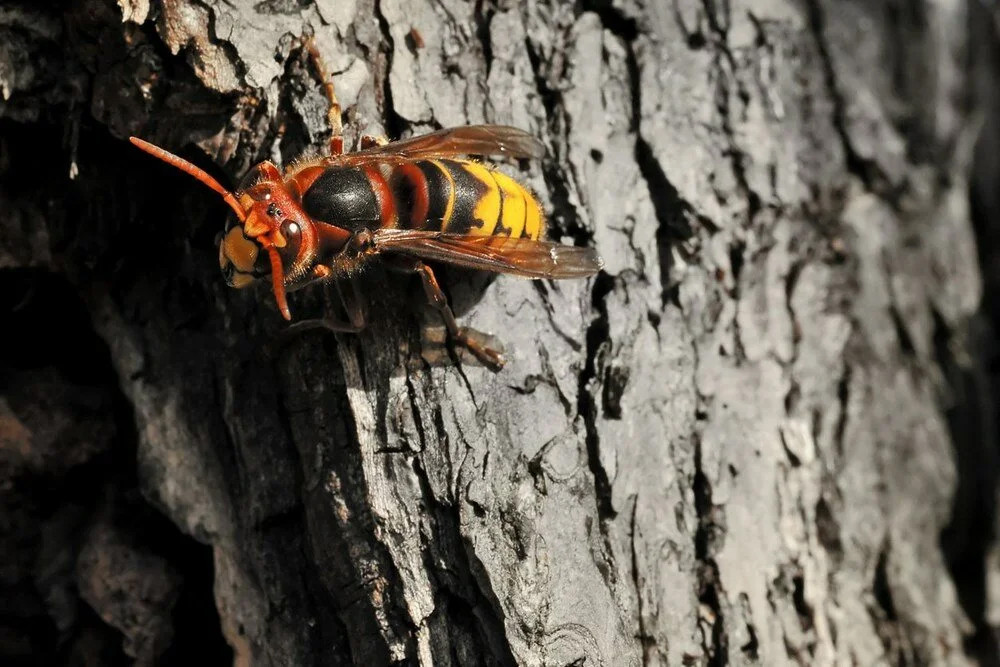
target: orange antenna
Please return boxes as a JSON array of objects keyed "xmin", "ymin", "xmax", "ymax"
[
  {"xmin": 260, "ymin": 241, "xmax": 291, "ymax": 320},
  {"xmin": 129, "ymin": 137, "xmax": 246, "ymax": 222}
]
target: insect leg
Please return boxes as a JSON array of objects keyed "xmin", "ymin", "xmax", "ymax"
[
  {"xmin": 360, "ymin": 135, "xmax": 389, "ymax": 150},
  {"xmin": 301, "ymin": 37, "xmax": 344, "ymax": 155},
  {"xmin": 285, "ymin": 279, "xmax": 366, "ymax": 335},
  {"xmin": 270, "ymin": 272, "xmax": 366, "ymax": 357},
  {"xmin": 341, "ymin": 276, "xmax": 367, "ymax": 330},
  {"xmin": 410, "ymin": 261, "xmax": 505, "ymax": 370}
]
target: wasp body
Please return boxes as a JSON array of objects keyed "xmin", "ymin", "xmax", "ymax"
[
  {"xmin": 130, "ymin": 124, "xmax": 601, "ymax": 369},
  {"xmin": 131, "ymin": 123, "xmax": 601, "ymax": 370},
  {"xmin": 295, "ymin": 157, "xmax": 546, "ymax": 242},
  {"xmin": 129, "ymin": 41, "xmax": 603, "ymax": 369}
]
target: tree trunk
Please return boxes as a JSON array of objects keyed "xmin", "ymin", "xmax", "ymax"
[{"xmin": 2, "ymin": 0, "xmax": 997, "ymax": 665}]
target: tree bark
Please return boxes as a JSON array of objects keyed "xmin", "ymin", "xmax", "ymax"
[{"xmin": 1, "ymin": 0, "xmax": 997, "ymax": 665}]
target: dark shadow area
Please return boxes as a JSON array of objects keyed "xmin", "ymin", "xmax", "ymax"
[
  {"xmin": 0, "ymin": 269, "xmax": 232, "ymax": 666},
  {"xmin": 938, "ymin": 3, "xmax": 1000, "ymax": 665}
]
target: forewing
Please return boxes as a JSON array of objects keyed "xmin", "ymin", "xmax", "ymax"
[
  {"xmin": 371, "ymin": 230, "xmax": 603, "ymax": 279},
  {"xmin": 356, "ymin": 125, "xmax": 545, "ymax": 161}
]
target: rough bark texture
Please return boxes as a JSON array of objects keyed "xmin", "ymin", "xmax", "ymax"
[{"xmin": 2, "ymin": 0, "xmax": 998, "ymax": 665}]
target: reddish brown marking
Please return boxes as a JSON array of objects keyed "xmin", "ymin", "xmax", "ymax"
[
  {"xmin": 259, "ymin": 162, "xmax": 282, "ymax": 181},
  {"xmin": 330, "ymin": 136, "xmax": 344, "ymax": 155},
  {"xmin": 313, "ymin": 221, "xmax": 352, "ymax": 253},
  {"xmin": 362, "ymin": 163, "xmax": 397, "ymax": 228},
  {"xmin": 287, "ymin": 165, "xmax": 326, "ymax": 200},
  {"xmin": 396, "ymin": 163, "xmax": 430, "ymax": 229},
  {"xmin": 258, "ymin": 178, "xmax": 304, "ymax": 240}
]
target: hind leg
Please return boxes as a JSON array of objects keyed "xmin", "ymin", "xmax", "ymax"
[{"xmin": 387, "ymin": 258, "xmax": 505, "ymax": 371}]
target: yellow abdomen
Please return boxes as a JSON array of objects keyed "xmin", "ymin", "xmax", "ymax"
[{"xmin": 401, "ymin": 159, "xmax": 545, "ymax": 240}]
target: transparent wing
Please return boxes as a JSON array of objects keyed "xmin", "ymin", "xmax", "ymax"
[
  {"xmin": 370, "ymin": 230, "xmax": 603, "ymax": 279},
  {"xmin": 353, "ymin": 125, "xmax": 545, "ymax": 161}
]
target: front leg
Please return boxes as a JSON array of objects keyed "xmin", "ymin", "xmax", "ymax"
[{"xmin": 276, "ymin": 278, "xmax": 366, "ymax": 348}]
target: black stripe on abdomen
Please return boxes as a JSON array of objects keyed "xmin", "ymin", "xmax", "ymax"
[
  {"xmin": 414, "ymin": 160, "xmax": 452, "ymax": 232},
  {"xmin": 438, "ymin": 160, "xmax": 490, "ymax": 235}
]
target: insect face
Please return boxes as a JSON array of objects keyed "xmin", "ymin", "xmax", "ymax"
[
  {"xmin": 129, "ymin": 138, "xmax": 358, "ymax": 320},
  {"xmin": 219, "ymin": 163, "xmax": 322, "ymax": 295},
  {"xmin": 212, "ymin": 162, "xmax": 317, "ymax": 318},
  {"xmin": 218, "ymin": 222, "xmax": 263, "ymax": 289}
]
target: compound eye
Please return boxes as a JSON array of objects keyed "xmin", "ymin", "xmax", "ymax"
[{"xmin": 280, "ymin": 219, "xmax": 301, "ymax": 239}]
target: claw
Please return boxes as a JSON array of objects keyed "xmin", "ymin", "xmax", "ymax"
[{"xmin": 418, "ymin": 325, "xmax": 505, "ymax": 371}]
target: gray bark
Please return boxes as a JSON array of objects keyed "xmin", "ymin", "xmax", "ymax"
[{"xmin": 1, "ymin": 0, "xmax": 996, "ymax": 665}]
